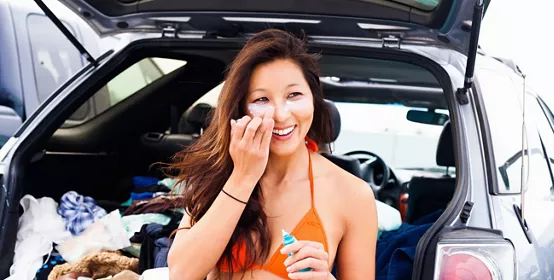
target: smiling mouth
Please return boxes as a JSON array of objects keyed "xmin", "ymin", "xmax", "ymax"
[{"xmin": 272, "ymin": 125, "xmax": 296, "ymax": 136}]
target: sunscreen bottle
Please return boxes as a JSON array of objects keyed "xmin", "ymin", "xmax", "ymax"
[{"xmin": 282, "ymin": 229, "xmax": 313, "ymax": 272}]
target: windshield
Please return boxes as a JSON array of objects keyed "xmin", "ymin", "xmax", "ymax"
[{"xmin": 333, "ymin": 102, "xmax": 450, "ymax": 173}]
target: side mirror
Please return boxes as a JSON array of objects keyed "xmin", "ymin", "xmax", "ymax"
[
  {"xmin": 406, "ymin": 109, "xmax": 449, "ymax": 126},
  {"xmin": 0, "ymin": 106, "xmax": 22, "ymax": 147}
]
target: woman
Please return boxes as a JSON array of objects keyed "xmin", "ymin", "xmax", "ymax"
[{"xmin": 167, "ymin": 29, "xmax": 377, "ymax": 280}]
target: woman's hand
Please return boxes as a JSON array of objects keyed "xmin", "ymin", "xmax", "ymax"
[
  {"xmin": 229, "ymin": 107, "xmax": 275, "ymax": 185},
  {"xmin": 281, "ymin": 240, "xmax": 334, "ymax": 280}
]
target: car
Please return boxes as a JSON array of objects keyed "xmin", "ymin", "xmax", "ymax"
[
  {"xmin": 0, "ymin": 0, "xmax": 552, "ymax": 279},
  {"xmin": 0, "ymin": 0, "xmax": 161, "ymax": 148},
  {"xmin": 0, "ymin": 0, "xmax": 104, "ymax": 147}
]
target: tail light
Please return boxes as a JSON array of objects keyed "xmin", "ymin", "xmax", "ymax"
[{"xmin": 434, "ymin": 238, "xmax": 516, "ymax": 280}]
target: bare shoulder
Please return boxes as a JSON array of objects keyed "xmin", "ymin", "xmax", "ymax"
[
  {"xmin": 312, "ymin": 152, "xmax": 376, "ymax": 207},
  {"xmin": 311, "ymin": 152, "xmax": 378, "ymax": 243}
]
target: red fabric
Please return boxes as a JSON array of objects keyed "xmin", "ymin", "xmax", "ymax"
[{"xmin": 305, "ymin": 137, "xmax": 319, "ymax": 152}]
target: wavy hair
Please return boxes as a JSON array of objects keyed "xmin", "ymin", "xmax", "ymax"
[{"xmin": 166, "ymin": 28, "xmax": 332, "ymax": 276}]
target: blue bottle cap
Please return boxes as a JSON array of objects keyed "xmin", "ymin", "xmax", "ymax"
[
  {"xmin": 282, "ymin": 229, "xmax": 313, "ymax": 272},
  {"xmin": 282, "ymin": 229, "xmax": 296, "ymax": 246}
]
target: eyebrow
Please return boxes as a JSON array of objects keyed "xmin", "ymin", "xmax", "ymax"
[{"xmin": 250, "ymin": 83, "xmax": 300, "ymax": 94}]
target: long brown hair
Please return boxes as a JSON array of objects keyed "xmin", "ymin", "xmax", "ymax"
[{"xmin": 166, "ymin": 29, "xmax": 332, "ymax": 274}]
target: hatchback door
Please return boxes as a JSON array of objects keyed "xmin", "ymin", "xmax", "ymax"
[{"xmin": 56, "ymin": 0, "xmax": 490, "ymax": 55}]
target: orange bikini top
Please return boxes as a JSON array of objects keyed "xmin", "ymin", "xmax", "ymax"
[{"xmin": 218, "ymin": 138, "xmax": 329, "ymax": 278}]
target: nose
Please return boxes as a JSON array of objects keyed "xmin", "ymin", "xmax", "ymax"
[{"xmin": 273, "ymin": 102, "xmax": 291, "ymax": 122}]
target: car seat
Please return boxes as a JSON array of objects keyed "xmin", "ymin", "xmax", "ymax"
[
  {"xmin": 405, "ymin": 121, "xmax": 455, "ymax": 224},
  {"xmin": 178, "ymin": 103, "xmax": 213, "ymax": 136},
  {"xmin": 320, "ymin": 100, "xmax": 363, "ymax": 179}
]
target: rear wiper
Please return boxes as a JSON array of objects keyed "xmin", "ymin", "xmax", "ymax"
[{"xmin": 33, "ymin": 0, "xmax": 98, "ymax": 66}]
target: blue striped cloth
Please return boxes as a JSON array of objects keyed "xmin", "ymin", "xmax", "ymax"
[{"xmin": 57, "ymin": 191, "xmax": 107, "ymax": 236}]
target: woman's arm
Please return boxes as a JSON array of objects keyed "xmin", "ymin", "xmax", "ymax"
[
  {"xmin": 168, "ymin": 110, "xmax": 275, "ymax": 280},
  {"xmin": 336, "ymin": 180, "xmax": 378, "ymax": 279},
  {"xmin": 167, "ymin": 173, "xmax": 257, "ymax": 280}
]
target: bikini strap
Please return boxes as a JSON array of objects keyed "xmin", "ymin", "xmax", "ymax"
[
  {"xmin": 308, "ymin": 149, "xmax": 315, "ymax": 207},
  {"xmin": 305, "ymin": 137, "xmax": 317, "ymax": 207}
]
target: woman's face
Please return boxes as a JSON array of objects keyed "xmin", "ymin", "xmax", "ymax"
[{"xmin": 245, "ymin": 59, "xmax": 314, "ymax": 156}]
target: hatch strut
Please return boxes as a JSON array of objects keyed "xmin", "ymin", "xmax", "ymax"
[
  {"xmin": 33, "ymin": 0, "xmax": 98, "ymax": 66},
  {"xmin": 456, "ymin": 0, "xmax": 484, "ymax": 105}
]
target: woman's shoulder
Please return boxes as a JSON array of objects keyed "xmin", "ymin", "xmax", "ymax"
[{"xmin": 312, "ymin": 152, "xmax": 375, "ymax": 205}]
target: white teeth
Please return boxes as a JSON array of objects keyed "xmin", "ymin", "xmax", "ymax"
[{"xmin": 272, "ymin": 126, "xmax": 295, "ymax": 136}]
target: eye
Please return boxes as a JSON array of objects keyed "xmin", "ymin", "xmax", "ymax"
[
  {"xmin": 288, "ymin": 92, "xmax": 302, "ymax": 98},
  {"xmin": 253, "ymin": 97, "xmax": 269, "ymax": 103}
]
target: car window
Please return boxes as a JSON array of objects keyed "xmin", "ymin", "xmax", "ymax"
[
  {"xmin": 333, "ymin": 102, "xmax": 450, "ymax": 174},
  {"xmin": 389, "ymin": 0, "xmax": 438, "ymax": 10},
  {"xmin": 479, "ymin": 69, "xmax": 554, "ymax": 196},
  {"xmin": 526, "ymin": 94, "xmax": 554, "ymax": 198},
  {"xmin": 64, "ymin": 57, "xmax": 186, "ymax": 127},
  {"xmin": 106, "ymin": 58, "xmax": 186, "ymax": 107},
  {"xmin": 478, "ymin": 69, "xmax": 525, "ymax": 194},
  {"xmin": 27, "ymin": 15, "xmax": 83, "ymax": 103}
]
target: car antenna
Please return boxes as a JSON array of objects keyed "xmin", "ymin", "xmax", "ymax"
[{"xmin": 520, "ymin": 70, "xmax": 528, "ymax": 220}]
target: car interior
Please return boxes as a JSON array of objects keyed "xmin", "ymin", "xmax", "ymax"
[{"xmin": 2, "ymin": 42, "xmax": 458, "ymax": 278}]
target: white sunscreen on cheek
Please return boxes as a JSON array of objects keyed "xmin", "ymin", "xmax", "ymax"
[
  {"xmin": 247, "ymin": 103, "xmax": 274, "ymax": 118},
  {"xmin": 284, "ymin": 98, "xmax": 311, "ymax": 112}
]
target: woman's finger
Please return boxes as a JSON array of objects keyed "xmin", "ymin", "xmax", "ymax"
[
  {"xmin": 241, "ymin": 116, "xmax": 263, "ymax": 146},
  {"xmin": 231, "ymin": 116, "xmax": 251, "ymax": 146},
  {"xmin": 286, "ymin": 256, "xmax": 328, "ymax": 273},
  {"xmin": 284, "ymin": 246, "xmax": 328, "ymax": 267},
  {"xmin": 252, "ymin": 119, "xmax": 267, "ymax": 149},
  {"xmin": 281, "ymin": 240, "xmax": 325, "ymax": 256}
]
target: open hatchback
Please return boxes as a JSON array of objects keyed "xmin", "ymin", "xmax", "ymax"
[{"xmin": 3, "ymin": 0, "xmax": 534, "ymax": 280}]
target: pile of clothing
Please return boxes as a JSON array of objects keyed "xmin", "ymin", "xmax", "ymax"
[{"xmin": 7, "ymin": 176, "xmax": 183, "ymax": 280}]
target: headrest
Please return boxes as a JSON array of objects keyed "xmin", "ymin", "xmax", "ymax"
[
  {"xmin": 187, "ymin": 103, "xmax": 213, "ymax": 129},
  {"xmin": 325, "ymin": 100, "xmax": 341, "ymax": 143},
  {"xmin": 436, "ymin": 121, "xmax": 455, "ymax": 167}
]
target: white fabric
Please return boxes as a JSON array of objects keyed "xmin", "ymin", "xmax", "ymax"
[
  {"xmin": 6, "ymin": 195, "xmax": 72, "ymax": 280},
  {"xmin": 376, "ymin": 199, "xmax": 402, "ymax": 232},
  {"xmin": 56, "ymin": 210, "xmax": 131, "ymax": 263},
  {"xmin": 140, "ymin": 267, "xmax": 169, "ymax": 280}
]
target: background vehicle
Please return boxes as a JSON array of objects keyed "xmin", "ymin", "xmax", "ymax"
[
  {"xmin": 1, "ymin": 0, "xmax": 552, "ymax": 279},
  {"xmin": 0, "ymin": 0, "xmax": 156, "ymax": 147},
  {"xmin": 0, "ymin": 0, "xmax": 104, "ymax": 146}
]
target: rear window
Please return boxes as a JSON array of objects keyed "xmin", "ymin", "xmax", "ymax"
[{"xmin": 388, "ymin": 0, "xmax": 439, "ymax": 10}]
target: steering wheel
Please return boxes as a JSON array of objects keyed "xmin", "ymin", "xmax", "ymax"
[{"xmin": 344, "ymin": 150, "xmax": 391, "ymax": 194}]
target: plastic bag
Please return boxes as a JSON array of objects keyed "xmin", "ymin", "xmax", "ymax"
[{"xmin": 56, "ymin": 210, "xmax": 131, "ymax": 263}]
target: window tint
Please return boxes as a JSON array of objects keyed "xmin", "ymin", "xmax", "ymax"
[
  {"xmin": 387, "ymin": 0, "xmax": 438, "ymax": 10},
  {"xmin": 27, "ymin": 15, "xmax": 83, "ymax": 103},
  {"xmin": 64, "ymin": 58, "xmax": 186, "ymax": 127},
  {"xmin": 104, "ymin": 58, "xmax": 185, "ymax": 108}
]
